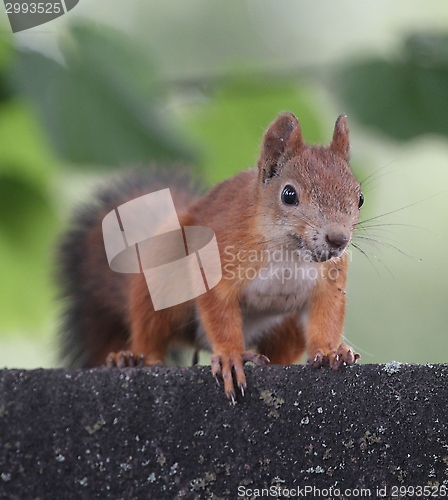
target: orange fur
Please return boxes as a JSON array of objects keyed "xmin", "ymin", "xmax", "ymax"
[
  {"xmin": 258, "ymin": 315, "xmax": 306, "ymax": 365},
  {"xmin": 306, "ymin": 257, "xmax": 348, "ymax": 362}
]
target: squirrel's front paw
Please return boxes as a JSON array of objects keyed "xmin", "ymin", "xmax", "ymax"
[
  {"xmin": 211, "ymin": 350, "xmax": 269, "ymax": 403},
  {"xmin": 308, "ymin": 343, "xmax": 360, "ymax": 371},
  {"xmin": 106, "ymin": 350, "xmax": 160, "ymax": 368}
]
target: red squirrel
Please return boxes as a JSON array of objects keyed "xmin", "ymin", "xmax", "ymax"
[{"xmin": 58, "ymin": 112, "xmax": 362, "ymax": 402}]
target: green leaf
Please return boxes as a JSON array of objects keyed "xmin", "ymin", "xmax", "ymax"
[
  {"xmin": 0, "ymin": 33, "xmax": 14, "ymax": 103},
  {"xmin": 0, "ymin": 101, "xmax": 58, "ymax": 330},
  {"xmin": 334, "ymin": 33, "xmax": 448, "ymax": 140},
  {"xmin": 186, "ymin": 78, "xmax": 325, "ymax": 184},
  {"xmin": 10, "ymin": 22, "xmax": 194, "ymax": 167},
  {"xmin": 0, "ymin": 32, "xmax": 13, "ymax": 70},
  {"xmin": 0, "ymin": 101, "xmax": 55, "ymax": 183}
]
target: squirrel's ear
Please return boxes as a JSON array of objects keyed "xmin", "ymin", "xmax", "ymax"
[
  {"xmin": 330, "ymin": 115, "xmax": 350, "ymax": 161},
  {"xmin": 258, "ymin": 112, "xmax": 303, "ymax": 182}
]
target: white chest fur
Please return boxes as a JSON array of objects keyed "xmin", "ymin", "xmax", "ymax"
[
  {"xmin": 193, "ymin": 259, "xmax": 318, "ymax": 351},
  {"xmin": 240, "ymin": 259, "xmax": 318, "ymax": 347},
  {"xmin": 241, "ymin": 259, "xmax": 318, "ymax": 312}
]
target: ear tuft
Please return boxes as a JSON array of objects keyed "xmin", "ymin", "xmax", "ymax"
[
  {"xmin": 330, "ymin": 115, "xmax": 350, "ymax": 161},
  {"xmin": 258, "ymin": 112, "xmax": 302, "ymax": 182}
]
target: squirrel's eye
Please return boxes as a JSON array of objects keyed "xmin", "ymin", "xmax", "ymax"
[
  {"xmin": 281, "ymin": 185, "xmax": 298, "ymax": 206},
  {"xmin": 358, "ymin": 192, "xmax": 364, "ymax": 209}
]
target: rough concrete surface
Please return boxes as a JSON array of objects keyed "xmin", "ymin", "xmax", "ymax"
[{"xmin": 0, "ymin": 363, "xmax": 447, "ymax": 499}]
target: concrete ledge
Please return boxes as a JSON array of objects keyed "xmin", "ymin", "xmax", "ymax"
[{"xmin": 0, "ymin": 363, "xmax": 447, "ymax": 498}]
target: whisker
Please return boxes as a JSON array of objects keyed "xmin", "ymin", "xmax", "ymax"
[
  {"xmin": 341, "ymin": 335, "xmax": 375, "ymax": 358},
  {"xmin": 357, "ymin": 192, "xmax": 441, "ymax": 226},
  {"xmin": 356, "ymin": 225, "xmax": 410, "ymax": 246},
  {"xmin": 355, "ymin": 231, "xmax": 415, "ymax": 255},
  {"xmin": 351, "ymin": 241, "xmax": 396, "ymax": 280},
  {"xmin": 361, "ymin": 170, "xmax": 396, "ymax": 194},
  {"xmin": 350, "ymin": 242, "xmax": 381, "ymax": 276},
  {"xmin": 353, "ymin": 235, "xmax": 415, "ymax": 259},
  {"xmin": 358, "ymin": 222, "xmax": 440, "ymax": 238},
  {"xmin": 359, "ymin": 159, "xmax": 400, "ymax": 187}
]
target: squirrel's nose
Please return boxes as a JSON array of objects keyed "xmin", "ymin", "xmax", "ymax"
[{"xmin": 325, "ymin": 231, "xmax": 349, "ymax": 251}]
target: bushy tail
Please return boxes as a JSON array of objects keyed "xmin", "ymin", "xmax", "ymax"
[{"xmin": 57, "ymin": 167, "xmax": 198, "ymax": 368}]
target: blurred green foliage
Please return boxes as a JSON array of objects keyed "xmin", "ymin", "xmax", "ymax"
[
  {"xmin": 335, "ymin": 33, "xmax": 448, "ymax": 139},
  {"xmin": 11, "ymin": 24, "xmax": 194, "ymax": 167},
  {"xmin": 0, "ymin": 34, "xmax": 59, "ymax": 332},
  {"xmin": 188, "ymin": 78, "xmax": 324, "ymax": 183}
]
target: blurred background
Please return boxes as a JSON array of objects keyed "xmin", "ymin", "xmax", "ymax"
[{"xmin": 1, "ymin": 0, "xmax": 448, "ymax": 368}]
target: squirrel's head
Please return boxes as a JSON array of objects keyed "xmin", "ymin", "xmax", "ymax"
[{"xmin": 257, "ymin": 112, "xmax": 363, "ymax": 263}]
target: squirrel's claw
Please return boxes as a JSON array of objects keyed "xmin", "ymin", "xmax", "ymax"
[
  {"xmin": 307, "ymin": 350, "xmax": 326, "ymax": 369},
  {"xmin": 241, "ymin": 352, "xmax": 270, "ymax": 366},
  {"xmin": 211, "ymin": 350, "xmax": 267, "ymax": 402},
  {"xmin": 333, "ymin": 343, "xmax": 360, "ymax": 369},
  {"xmin": 229, "ymin": 391, "xmax": 236, "ymax": 405},
  {"xmin": 239, "ymin": 383, "xmax": 245, "ymax": 397},
  {"xmin": 308, "ymin": 343, "xmax": 360, "ymax": 370},
  {"xmin": 105, "ymin": 351, "xmax": 156, "ymax": 368}
]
